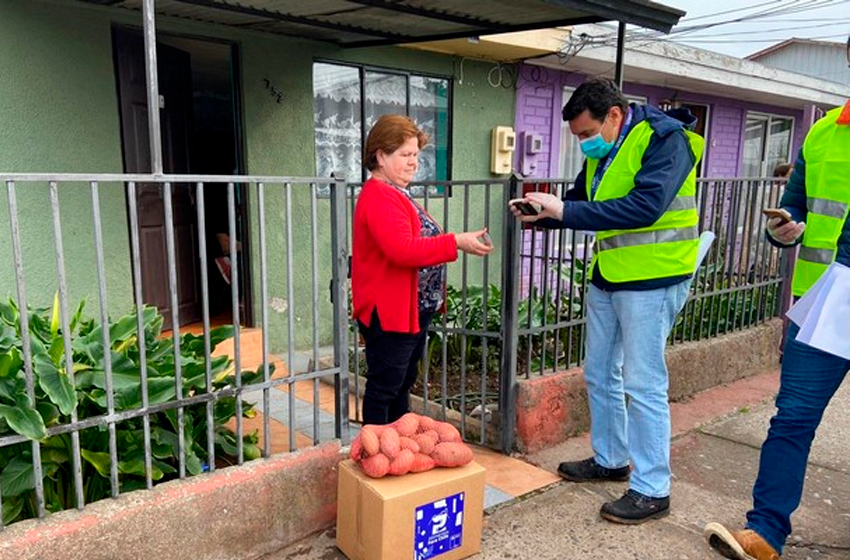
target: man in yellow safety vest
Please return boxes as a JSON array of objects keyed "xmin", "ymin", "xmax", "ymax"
[
  {"xmin": 511, "ymin": 77, "xmax": 703, "ymax": 524},
  {"xmin": 704, "ymin": 38, "xmax": 850, "ymax": 560}
]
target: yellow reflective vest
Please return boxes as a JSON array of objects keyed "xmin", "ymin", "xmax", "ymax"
[
  {"xmin": 791, "ymin": 104, "xmax": 850, "ymax": 296},
  {"xmin": 585, "ymin": 120, "xmax": 704, "ymax": 283}
]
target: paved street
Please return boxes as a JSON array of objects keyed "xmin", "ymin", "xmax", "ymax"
[{"xmin": 268, "ymin": 376, "xmax": 850, "ymax": 560}]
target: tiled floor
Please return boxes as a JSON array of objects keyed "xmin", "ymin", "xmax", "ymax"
[{"xmin": 209, "ymin": 324, "xmax": 560, "ymax": 509}]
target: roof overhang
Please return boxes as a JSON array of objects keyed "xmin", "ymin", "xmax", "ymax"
[
  {"xmin": 76, "ymin": 0, "xmax": 685, "ymax": 47},
  {"xmin": 409, "ymin": 28, "xmax": 571, "ymax": 62},
  {"xmin": 529, "ymin": 25, "xmax": 850, "ymax": 109}
]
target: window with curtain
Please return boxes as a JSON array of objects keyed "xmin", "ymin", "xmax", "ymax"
[{"xmin": 313, "ymin": 62, "xmax": 451, "ymax": 192}]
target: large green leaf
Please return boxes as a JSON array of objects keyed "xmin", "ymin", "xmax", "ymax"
[
  {"xmin": 39, "ymin": 443, "xmax": 69, "ymax": 466},
  {"xmin": 35, "ymin": 355, "xmax": 76, "ymax": 416},
  {"xmin": 93, "ymin": 377, "xmax": 176, "ymax": 411},
  {"xmin": 215, "ymin": 430, "xmax": 239, "ymax": 457},
  {"xmin": 185, "ymin": 447, "xmax": 203, "ymax": 476},
  {"xmin": 0, "ymin": 299, "xmax": 18, "ymax": 326},
  {"xmin": 0, "ymin": 347, "xmax": 23, "ymax": 379},
  {"xmin": 118, "ymin": 449, "xmax": 166, "ymax": 480},
  {"xmin": 182, "ymin": 325, "xmax": 235, "ymax": 356},
  {"xmin": 92, "ymin": 370, "xmax": 144, "ymax": 393},
  {"xmin": 72, "ymin": 334, "xmax": 103, "ymax": 366},
  {"xmin": 28, "ymin": 335, "xmax": 47, "ymax": 361},
  {"xmin": 0, "ymin": 456, "xmax": 34, "ymax": 497},
  {"xmin": 0, "ymin": 396, "xmax": 47, "ymax": 441},
  {"xmin": 1, "ymin": 495, "xmax": 24, "ymax": 525},
  {"xmin": 80, "ymin": 449, "xmax": 113, "ymax": 478},
  {"xmin": 151, "ymin": 427, "xmax": 179, "ymax": 459},
  {"xmin": 118, "ymin": 459, "xmax": 158, "ymax": 480},
  {"xmin": 107, "ymin": 314, "xmax": 140, "ymax": 346},
  {"xmin": 48, "ymin": 337, "xmax": 64, "ymax": 366},
  {"xmin": 145, "ymin": 340, "xmax": 173, "ymax": 366},
  {"xmin": 74, "ymin": 369, "xmax": 95, "ymax": 390},
  {"xmin": 0, "ymin": 322, "xmax": 17, "ymax": 353}
]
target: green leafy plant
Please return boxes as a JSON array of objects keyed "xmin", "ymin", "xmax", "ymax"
[
  {"xmin": 422, "ymin": 266, "xmax": 587, "ymax": 403},
  {"xmin": 0, "ymin": 297, "xmax": 266, "ymax": 526},
  {"xmin": 672, "ymin": 281, "xmax": 779, "ymax": 341}
]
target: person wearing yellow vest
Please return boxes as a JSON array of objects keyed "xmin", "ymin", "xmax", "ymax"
[
  {"xmin": 511, "ymin": 78, "xmax": 703, "ymax": 524},
  {"xmin": 704, "ymin": 98, "xmax": 850, "ymax": 559}
]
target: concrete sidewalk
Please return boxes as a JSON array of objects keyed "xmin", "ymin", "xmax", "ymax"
[{"xmin": 267, "ymin": 371, "xmax": 850, "ymax": 560}]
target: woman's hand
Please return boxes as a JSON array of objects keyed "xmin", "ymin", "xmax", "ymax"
[
  {"xmin": 767, "ymin": 217, "xmax": 806, "ymax": 245},
  {"xmin": 509, "ymin": 192, "xmax": 564, "ymax": 222},
  {"xmin": 455, "ymin": 228, "xmax": 494, "ymax": 257}
]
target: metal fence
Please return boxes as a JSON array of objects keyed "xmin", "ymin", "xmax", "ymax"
[
  {"xmin": 0, "ymin": 172, "xmax": 790, "ymax": 528},
  {"xmin": 0, "ymin": 174, "xmax": 349, "ymax": 528},
  {"xmin": 390, "ymin": 175, "xmax": 791, "ymax": 451},
  {"xmin": 508, "ymin": 176, "xmax": 789, "ymax": 370}
]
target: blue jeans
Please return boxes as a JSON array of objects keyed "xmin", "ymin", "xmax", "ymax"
[
  {"xmin": 746, "ymin": 323, "xmax": 849, "ymax": 555},
  {"xmin": 584, "ymin": 281, "xmax": 690, "ymax": 498}
]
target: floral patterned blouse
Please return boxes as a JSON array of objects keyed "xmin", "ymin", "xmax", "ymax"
[{"xmin": 393, "ymin": 185, "xmax": 446, "ymax": 313}]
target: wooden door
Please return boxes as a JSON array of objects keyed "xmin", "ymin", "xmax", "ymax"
[{"xmin": 114, "ymin": 29, "xmax": 201, "ymax": 329}]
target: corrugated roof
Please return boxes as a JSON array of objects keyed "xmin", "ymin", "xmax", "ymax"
[{"xmin": 77, "ymin": 0, "xmax": 685, "ymax": 46}]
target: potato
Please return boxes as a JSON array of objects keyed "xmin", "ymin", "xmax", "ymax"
[{"xmin": 431, "ymin": 442, "xmax": 473, "ymax": 467}]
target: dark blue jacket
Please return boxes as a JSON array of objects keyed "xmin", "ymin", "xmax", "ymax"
[
  {"xmin": 768, "ymin": 150, "xmax": 850, "ymax": 268},
  {"xmin": 538, "ymin": 104, "xmax": 698, "ymax": 291}
]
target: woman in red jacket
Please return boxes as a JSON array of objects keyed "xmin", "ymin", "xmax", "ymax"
[{"xmin": 352, "ymin": 114, "xmax": 492, "ymax": 425}]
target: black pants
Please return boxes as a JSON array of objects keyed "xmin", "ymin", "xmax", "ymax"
[{"xmin": 358, "ymin": 309, "xmax": 433, "ymax": 425}]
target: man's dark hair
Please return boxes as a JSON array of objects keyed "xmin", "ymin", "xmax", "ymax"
[{"xmin": 562, "ymin": 78, "xmax": 629, "ymax": 122}]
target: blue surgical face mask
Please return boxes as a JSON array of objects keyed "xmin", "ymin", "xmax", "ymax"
[{"xmin": 579, "ymin": 126, "xmax": 615, "ymax": 160}]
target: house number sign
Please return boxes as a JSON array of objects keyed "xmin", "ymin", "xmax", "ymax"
[{"xmin": 263, "ymin": 78, "xmax": 283, "ymax": 104}]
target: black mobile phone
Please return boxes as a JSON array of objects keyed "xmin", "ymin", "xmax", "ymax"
[{"xmin": 512, "ymin": 201, "xmax": 539, "ymax": 216}]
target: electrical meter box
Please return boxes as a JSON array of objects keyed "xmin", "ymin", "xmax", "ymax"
[{"xmin": 490, "ymin": 126, "xmax": 516, "ymax": 175}]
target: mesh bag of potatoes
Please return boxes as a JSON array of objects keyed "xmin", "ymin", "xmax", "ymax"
[{"xmin": 349, "ymin": 413, "xmax": 474, "ymax": 478}]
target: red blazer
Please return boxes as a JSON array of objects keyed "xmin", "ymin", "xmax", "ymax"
[{"xmin": 352, "ymin": 178, "xmax": 458, "ymax": 334}]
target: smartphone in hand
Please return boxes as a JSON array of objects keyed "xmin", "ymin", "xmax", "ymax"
[
  {"xmin": 512, "ymin": 200, "xmax": 540, "ymax": 216},
  {"xmin": 762, "ymin": 208, "xmax": 792, "ymax": 226}
]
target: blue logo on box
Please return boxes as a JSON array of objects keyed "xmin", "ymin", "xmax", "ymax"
[{"xmin": 414, "ymin": 492, "xmax": 465, "ymax": 560}]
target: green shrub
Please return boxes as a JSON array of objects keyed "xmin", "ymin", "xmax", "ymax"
[{"xmin": 0, "ymin": 297, "xmax": 265, "ymax": 526}]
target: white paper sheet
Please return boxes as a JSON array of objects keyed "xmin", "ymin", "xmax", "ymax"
[
  {"xmin": 787, "ymin": 262, "xmax": 850, "ymax": 360},
  {"xmin": 786, "ymin": 263, "xmax": 836, "ymax": 326},
  {"xmin": 696, "ymin": 231, "xmax": 716, "ymax": 270}
]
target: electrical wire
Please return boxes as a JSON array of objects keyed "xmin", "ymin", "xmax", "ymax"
[
  {"xmin": 662, "ymin": 19, "xmax": 850, "ymax": 40},
  {"xmin": 551, "ymin": 0, "xmax": 849, "ymax": 60},
  {"xmin": 673, "ymin": 32, "xmax": 849, "ymax": 44},
  {"xmin": 604, "ymin": 0, "xmax": 850, "ymax": 46}
]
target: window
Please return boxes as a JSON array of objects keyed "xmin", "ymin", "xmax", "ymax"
[
  {"xmin": 558, "ymin": 88, "xmax": 645, "ymax": 181},
  {"xmin": 313, "ymin": 62, "xmax": 451, "ymax": 185},
  {"xmin": 742, "ymin": 112, "xmax": 794, "ymax": 177}
]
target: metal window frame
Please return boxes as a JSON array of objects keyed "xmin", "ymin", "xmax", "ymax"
[{"xmin": 312, "ymin": 58, "xmax": 454, "ymax": 184}]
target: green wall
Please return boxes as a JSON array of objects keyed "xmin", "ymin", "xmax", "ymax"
[
  {"xmin": 0, "ymin": 0, "xmax": 515, "ymax": 351},
  {"xmin": 0, "ymin": 0, "xmax": 131, "ymax": 320}
]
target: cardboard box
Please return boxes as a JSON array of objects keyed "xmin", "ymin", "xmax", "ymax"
[{"xmin": 336, "ymin": 459, "xmax": 485, "ymax": 560}]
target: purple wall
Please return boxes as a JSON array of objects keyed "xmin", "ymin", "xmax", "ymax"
[
  {"xmin": 513, "ymin": 66, "xmax": 563, "ymax": 178},
  {"xmin": 514, "ymin": 64, "xmax": 808, "ymax": 180}
]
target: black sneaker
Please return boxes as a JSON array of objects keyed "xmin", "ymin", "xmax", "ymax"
[
  {"xmin": 557, "ymin": 457, "xmax": 630, "ymax": 482},
  {"xmin": 600, "ymin": 489, "xmax": 670, "ymax": 524}
]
